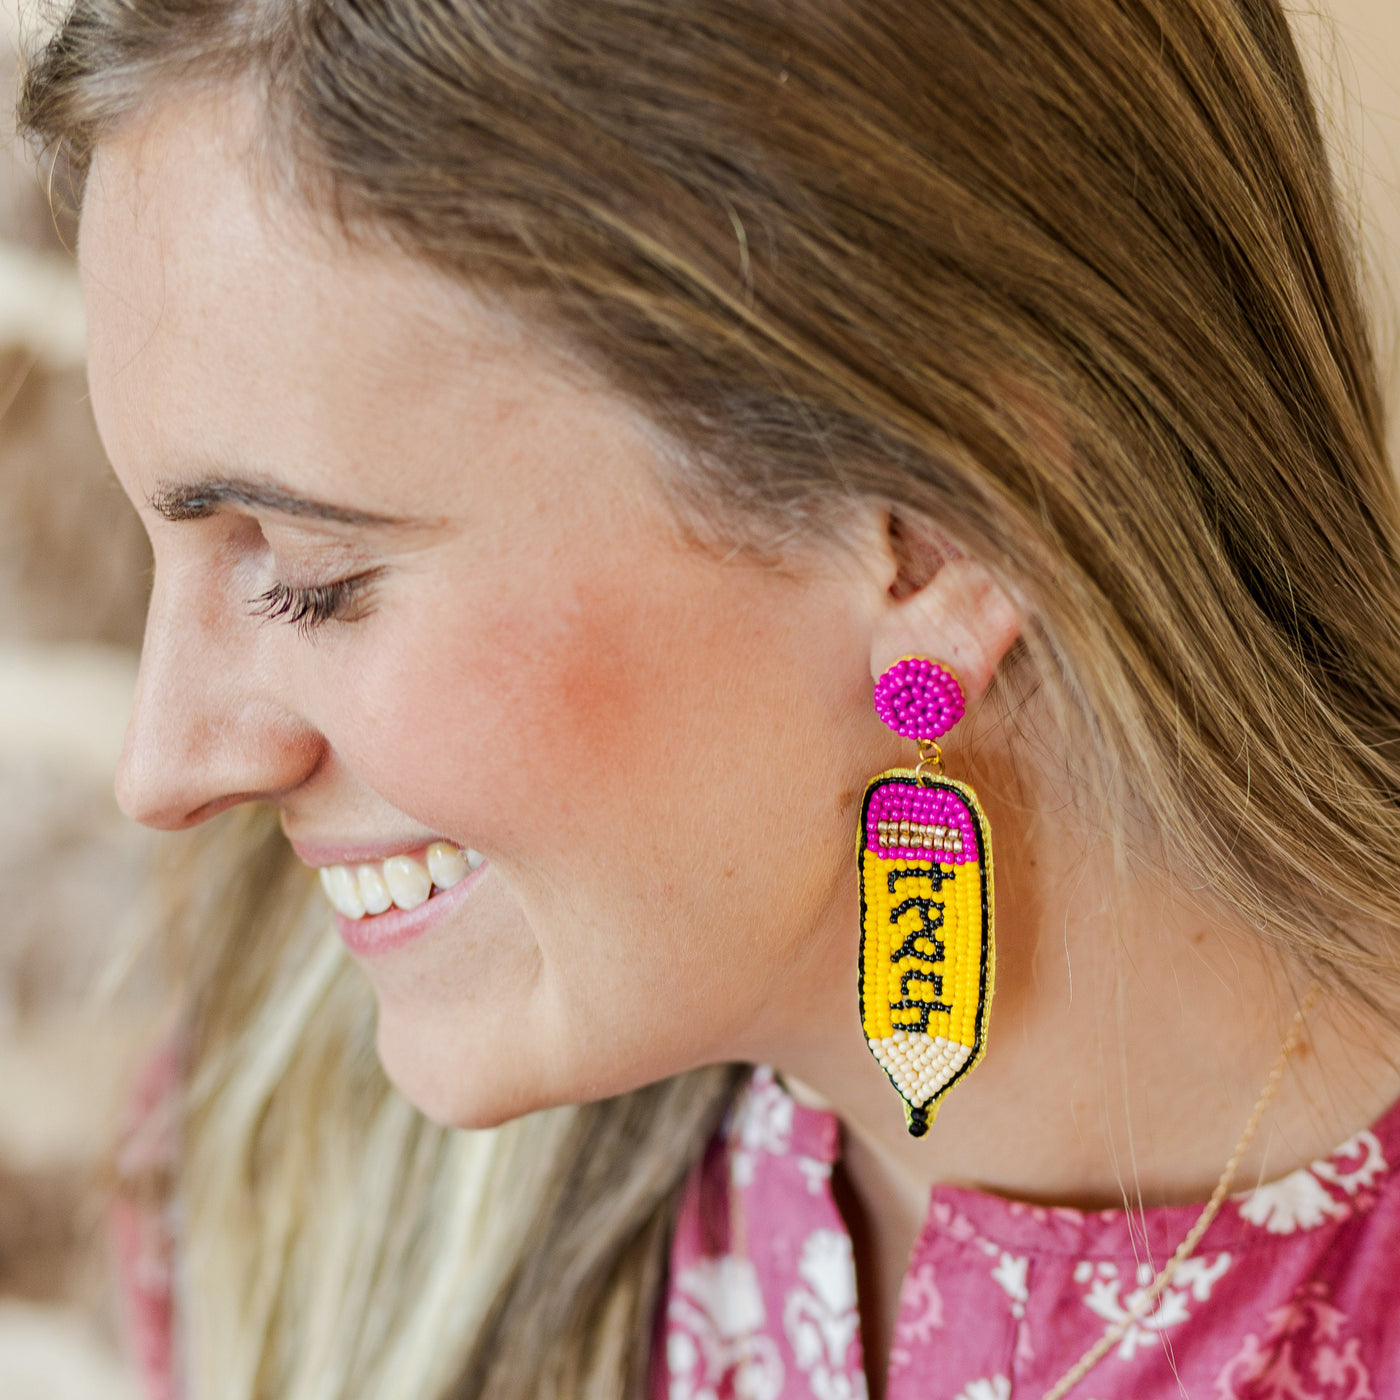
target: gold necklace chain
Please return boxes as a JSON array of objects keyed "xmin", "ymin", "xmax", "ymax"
[{"xmin": 1040, "ymin": 982, "xmax": 1322, "ymax": 1400}]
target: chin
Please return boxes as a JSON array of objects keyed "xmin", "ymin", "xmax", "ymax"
[
  {"xmin": 373, "ymin": 1004, "xmax": 699, "ymax": 1130},
  {"xmin": 371, "ymin": 1010, "xmax": 572, "ymax": 1129}
]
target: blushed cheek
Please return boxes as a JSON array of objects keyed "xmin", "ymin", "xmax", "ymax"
[
  {"xmin": 513, "ymin": 556, "xmax": 789, "ymax": 820},
  {"xmin": 535, "ymin": 575, "xmax": 669, "ymax": 771},
  {"xmin": 321, "ymin": 565, "xmax": 671, "ymax": 846}
]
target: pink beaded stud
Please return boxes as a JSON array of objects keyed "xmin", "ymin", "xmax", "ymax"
[{"xmin": 872, "ymin": 656, "xmax": 966, "ymax": 741}]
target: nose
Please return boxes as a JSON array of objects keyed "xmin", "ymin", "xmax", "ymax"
[{"xmin": 115, "ymin": 569, "xmax": 324, "ymax": 829}]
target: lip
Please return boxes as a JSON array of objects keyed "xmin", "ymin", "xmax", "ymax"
[
  {"xmin": 332, "ymin": 857, "xmax": 487, "ymax": 958},
  {"xmin": 288, "ymin": 835, "xmax": 446, "ymax": 868}
]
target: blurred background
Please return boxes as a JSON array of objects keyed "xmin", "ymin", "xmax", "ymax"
[
  {"xmin": 0, "ymin": 2, "xmax": 167, "ymax": 1395},
  {"xmin": 0, "ymin": 2, "xmax": 1398, "ymax": 1396}
]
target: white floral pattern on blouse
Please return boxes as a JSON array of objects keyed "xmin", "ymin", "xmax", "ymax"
[{"xmin": 656, "ymin": 1067, "xmax": 1400, "ymax": 1399}]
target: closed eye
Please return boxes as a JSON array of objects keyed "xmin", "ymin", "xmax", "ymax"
[{"xmin": 249, "ymin": 568, "xmax": 385, "ymax": 635}]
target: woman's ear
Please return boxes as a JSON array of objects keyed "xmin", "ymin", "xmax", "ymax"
[{"xmin": 870, "ymin": 516, "xmax": 1021, "ymax": 701}]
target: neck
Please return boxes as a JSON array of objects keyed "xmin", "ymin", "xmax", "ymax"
[
  {"xmin": 773, "ymin": 730, "xmax": 1400, "ymax": 1216},
  {"xmin": 756, "ymin": 737, "xmax": 1400, "ymax": 1398}
]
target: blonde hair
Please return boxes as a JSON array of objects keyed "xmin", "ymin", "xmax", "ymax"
[
  {"xmin": 21, "ymin": 1, "xmax": 1400, "ymax": 1396},
  {"xmin": 146, "ymin": 806, "xmax": 739, "ymax": 1399}
]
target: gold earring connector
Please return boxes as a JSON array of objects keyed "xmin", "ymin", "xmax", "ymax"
[{"xmin": 914, "ymin": 738, "xmax": 943, "ymax": 781}]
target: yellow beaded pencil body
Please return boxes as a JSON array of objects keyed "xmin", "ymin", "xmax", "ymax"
[{"xmin": 857, "ymin": 769, "xmax": 994, "ymax": 1136}]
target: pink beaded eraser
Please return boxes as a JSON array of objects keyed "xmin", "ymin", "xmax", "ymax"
[{"xmin": 872, "ymin": 656, "xmax": 965, "ymax": 741}]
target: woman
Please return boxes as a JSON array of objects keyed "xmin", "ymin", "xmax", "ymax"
[{"xmin": 20, "ymin": 0, "xmax": 1400, "ymax": 1396}]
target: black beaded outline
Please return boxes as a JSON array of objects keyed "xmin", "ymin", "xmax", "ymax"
[{"xmin": 856, "ymin": 770, "xmax": 994, "ymax": 1139}]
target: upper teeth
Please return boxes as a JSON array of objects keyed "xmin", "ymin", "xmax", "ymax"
[{"xmin": 318, "ymin": 842, "xmax": 483, "ymax": 920}]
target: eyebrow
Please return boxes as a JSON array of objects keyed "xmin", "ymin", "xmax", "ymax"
[{"xmin": 149, "ymin": 476, "xmax": 428, "ymax": 528}]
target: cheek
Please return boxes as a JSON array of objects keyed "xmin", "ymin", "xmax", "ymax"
[
  {"xmin": 314, "ymin": 559, "xmax": 683, "ymax": 843},
  {"xmin": 310, "ymin": 546, "xmax": 884, "ymax": 1095},
  {"xmin": 314, "ymin": 544, "xmax": 870, "ymax": 964}
]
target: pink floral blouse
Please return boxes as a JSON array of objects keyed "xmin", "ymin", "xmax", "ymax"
[
  {"xmin": 120, "ymin": 1061, "xmax": 1400, "ymax": 1400},
  {"xmin": 655, "ymin": 1067, "xmax": 1400, "ymax": 1400}
]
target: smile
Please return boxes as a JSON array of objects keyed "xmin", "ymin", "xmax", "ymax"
[{"xmin": 316, "ymin": 842, "xmax": 485, "ymax": 920}]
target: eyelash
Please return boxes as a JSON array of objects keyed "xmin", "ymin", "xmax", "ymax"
[{"xmin": 249, "ymin": 569, "xmax": 384, "ymax": 635}]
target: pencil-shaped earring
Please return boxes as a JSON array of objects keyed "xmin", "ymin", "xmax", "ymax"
[{"xmin": 859, "ymin": 657, "xmax": 994, "ymax": 1137}]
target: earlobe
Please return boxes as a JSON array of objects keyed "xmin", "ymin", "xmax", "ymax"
[{"xmin": 871, "ymin": 555, "xmax": 1022, "ymax": 702}]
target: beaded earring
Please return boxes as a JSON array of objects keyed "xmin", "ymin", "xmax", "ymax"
[{"xmin": 859, "ymin": 657, "xmax": 994, "ymax": 1137}]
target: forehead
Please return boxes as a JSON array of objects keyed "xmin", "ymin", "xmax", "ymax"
[
  {"xmin": 82, "ymin": 88, "xmax": 484, "ymax": 369},
  {"xmin": 78, "ymin": 87, "xmax": 600, "ymax": 511}
]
